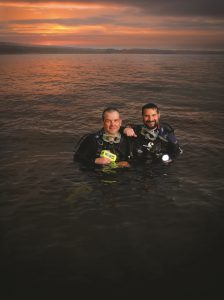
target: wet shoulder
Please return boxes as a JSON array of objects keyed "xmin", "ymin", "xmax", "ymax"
[{"xmin": 159, "ymin": 122, "xmax": 174, "ymax": 134}]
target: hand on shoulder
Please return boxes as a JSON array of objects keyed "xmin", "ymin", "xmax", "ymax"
[{"xmin": 123, "ymin": 127, "xmax": 137, "ymax": 137}]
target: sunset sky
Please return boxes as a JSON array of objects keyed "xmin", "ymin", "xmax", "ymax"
[{"xmin": 0, "ymin": 0, "xmax": 224, "ymax": 49}]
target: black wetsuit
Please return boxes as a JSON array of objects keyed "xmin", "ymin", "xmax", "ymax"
[
  {"xmin": 74, "ymin": 129, "xmax": 133, "ymax": 167},
  {"xmin": 130, "ymin": 123, "xmax": 182, "ymax": 160}
]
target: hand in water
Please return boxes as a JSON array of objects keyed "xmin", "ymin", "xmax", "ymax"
[{"xmin": 116, "ymin": 161, "xmax": 130, "ymax": 168}]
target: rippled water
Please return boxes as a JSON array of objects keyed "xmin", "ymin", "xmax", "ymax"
[{"xmin": 1, "ymin": 54, "xmax": 224, "ymax": 298}]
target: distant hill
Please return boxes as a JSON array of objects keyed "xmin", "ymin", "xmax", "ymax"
[{"xmin": 0, "ymin": 42, "xmax": 223, "ymax": 55}]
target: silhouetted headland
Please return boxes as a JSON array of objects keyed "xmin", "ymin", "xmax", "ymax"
[{"xmin": 0, "ymin": 42, "xmax": 223, "ymax": 55}]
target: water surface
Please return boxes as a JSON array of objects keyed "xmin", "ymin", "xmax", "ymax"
[{"xmin": 1, "ymin": 54, "xmax": 224, "ymax": 299}]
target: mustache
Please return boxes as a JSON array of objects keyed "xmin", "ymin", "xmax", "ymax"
[{"xmin": 146, "ymin": 120, "xmax": 157, "ymax": 123}]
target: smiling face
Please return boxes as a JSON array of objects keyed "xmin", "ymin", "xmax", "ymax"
[
  {"xmin": 142, "ymin": 108, "xmax": 160, "ymax": 129},
  {"xmin": 103, "ymin": 110, "xmax": 122, "ymax": 135}
]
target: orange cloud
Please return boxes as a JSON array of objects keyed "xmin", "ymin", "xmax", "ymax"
[
  {"xmin": 0, "ymin": 2, "xmax": 114, "ymax": 21},
  {"xmin": 0, "ymin": 1, "xmax": 223, "ymax": 49}
]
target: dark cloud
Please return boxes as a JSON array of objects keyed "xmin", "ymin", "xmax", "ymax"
[
  {"xmin": 2, "ymin": 0, "xmax": 224, "ymax": 17},
  {"xmin": 113, "ymin": 0, "xmax": 224, "ymax": 17}
]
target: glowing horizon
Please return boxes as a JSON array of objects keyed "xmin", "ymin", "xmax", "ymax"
[{"xmin": 0, "ymin": 0, "xmax": 224, "ymax": 50}]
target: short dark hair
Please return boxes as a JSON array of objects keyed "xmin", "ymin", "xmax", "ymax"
[
  {"xmin": 102, "ymin": 107, "xmax": 120, "ymax": 120},
  {"xmin": 142, "ymin": 103, "xmax": 159, "ymax": 115}
]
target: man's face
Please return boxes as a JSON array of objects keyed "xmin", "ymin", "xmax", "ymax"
[
  {"xmin": 103, "ymin": 111, "xmax": 122, "ymax": 135},
  {"xmin": 142, "ymin": 108, "xmax": 160, "ymax": 128}
]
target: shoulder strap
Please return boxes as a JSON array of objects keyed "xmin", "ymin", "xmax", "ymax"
[
  {"xmin": 73, "ymin": 133, "xmax": 90, "ymax": 153},
  {"xmin": 74, "ymin": 130, "xmax": 101, "ymax": 153}
]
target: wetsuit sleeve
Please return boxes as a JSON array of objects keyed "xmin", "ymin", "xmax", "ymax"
[
  {"xmin": 159, "ymin": 123, "xmax": 183, "ymax": 158},
  {"xmin": 166, "ymin": 130, "xmax": 183, "ymax": 158},
  {"xmin": 118, "ymin": 134, "xmax": 134, "ymax": 161},
  {"xmin": 73, "ymin": 134, "xmax": 98, "ymax": 166}
]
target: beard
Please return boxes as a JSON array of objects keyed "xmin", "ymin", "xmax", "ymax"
[{"xmin": 145, "ymin": 120, "xmax": 159, "ymax": 129}]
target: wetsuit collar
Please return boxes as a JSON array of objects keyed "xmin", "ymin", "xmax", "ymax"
[{"xmin": 102, "ymin": 131, "xmax": 121, "ymax": 144}]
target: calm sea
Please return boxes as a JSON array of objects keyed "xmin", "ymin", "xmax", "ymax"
[{"xmin": 1, "ymin": 54, "xmax": 224, "ymax": 299}]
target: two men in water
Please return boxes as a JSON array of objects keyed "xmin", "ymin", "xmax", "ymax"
[{"xmin": 74, "ymin": 103, "xmax": 182, "ymax": 167}]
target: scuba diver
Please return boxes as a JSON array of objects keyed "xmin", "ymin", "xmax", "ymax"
[
  {"xmin": 123, "ymin": 103, "xmax": 183, "ymax": 163},
  {"xmin": 74, "ymin": 107, "xmax": 133, "ymax": 168}
]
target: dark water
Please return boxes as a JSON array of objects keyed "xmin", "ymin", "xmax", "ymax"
[{"xmin": 1, "ymin": 54, "xmax": 224, "ymax": 299}]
